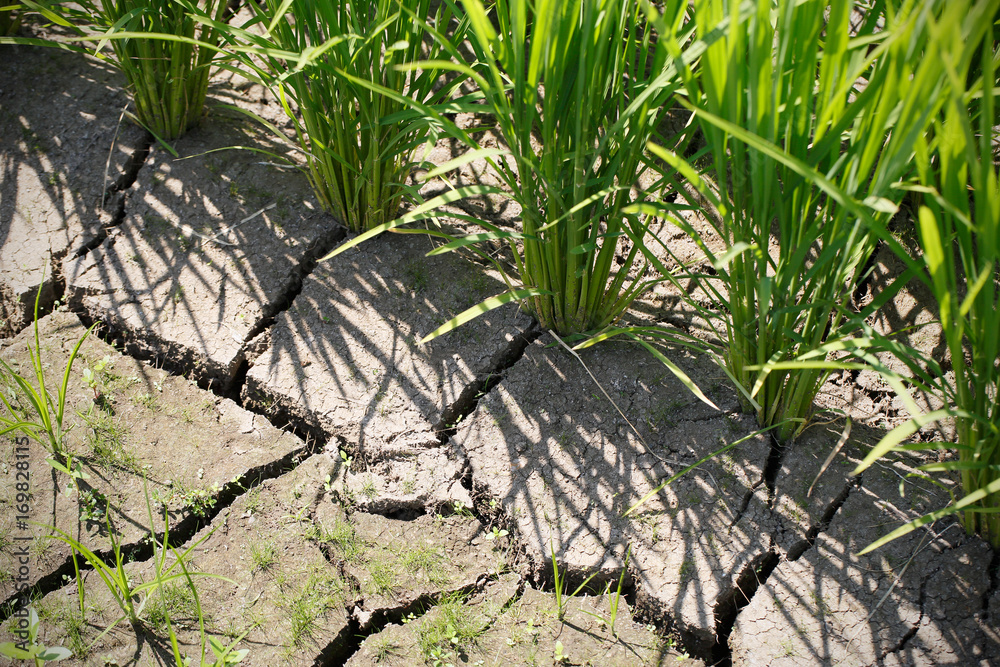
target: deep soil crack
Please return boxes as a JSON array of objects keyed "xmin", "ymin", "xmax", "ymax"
[
  {"xmin": 727, "ymin": 424, "xmax": 776, "ymax": 527},
  {"xmin": 68, "ymin": 310, "xmax": 324, "ymax": 447},
  {"xmin": 0, "ymin": 438, "xmax": 317, "ymax": 623},
  {"xmin": 983, "ymin": 545, "xmax": 1000, "ymax": 615},
  {"xmin": 434, "ymin": 322, "xmax": 541, "ymax": 441},
  {"xmin": 319, "ymin": 580, "xmax": 483, "ymax": 666},
  {"xmin": 241, "ymin": 223, "xmax": 346, "ymax": 350},
  {"xmin": 763, "ymin": 432, "xmax": 785, "ymax": 509},
  {"xmin": 786, "ymin": 474, "xmax": 861, "ymax": 562},
  {"xmin": 710, "ymin": 550, "xmax": 781, "ymax": 667},
  {"xmin": 70, "ymin": 133, "xmax": 155, "ymax": 263}
]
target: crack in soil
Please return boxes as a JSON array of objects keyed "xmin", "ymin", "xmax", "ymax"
[
  {"xmin": 0, "ymin": 438, "xmax": 317, "ymax": 624},
  {"xmin": 321, "ymin": 577, "xmax": 484, "ymax": 666},
  {"xmin": 763, "ymin": 432, "xmax": 785, "ymax": 509},
  {"xmin": 69, "ymin": 309, "xmax": 324, "ymax": 449},
  {"xmin": 709, "ymin": 549, "xmax": 782, "ymax": 666},
  {"xmin": 70, "ymin": 133, "xmax": 155, "ymax": 263},
  {"xmin": 240, "ymin": 226, "xmax": 346, "ymax": 352},
  {"xmin": 68, "ymin": 171, "xmax": 344, "ymax": 395},
  {"xmin": 107, "ymin": 132, "xmax": 153, "ymax": 197},
  {"xmin": 307, "ymin": 486, "xmax": 515, "ymax": 664},
  {"xmin": 982, "ymin": 545, "xmax": 1000, "ymax": 616},
  {"xmin": 727, "ymin": 427, "xmax": 778, "ymax": 528},
  {"xmin": 879, "ymin": 576, "xmax": 927, "ymax": 662},
  {"xmin": 433, "ymin": 323, "xmax": 541, "ymax": 441},
  {"xmin": 786, "ymin": 474, "xmax": 861, "ymax": 562}
]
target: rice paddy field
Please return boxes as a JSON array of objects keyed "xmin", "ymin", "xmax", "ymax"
[{"xmin": 1, "ymin": 1, "xmax": 998, "ymax": 665}]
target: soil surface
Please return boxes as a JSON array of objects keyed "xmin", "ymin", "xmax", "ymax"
[{"xmin": 2, "ymin": 35, "xmax": 998, "ymax": 667}]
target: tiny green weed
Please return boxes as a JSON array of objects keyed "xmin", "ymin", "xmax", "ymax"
[
  {"xmin": 248, "ymin": 538, "xmax": 278, "ymax": 572},
  {"xmin": 0, "ymin": 607, "xmax": 72, "ymax": 665},
  {"xmin": 78, "ymin": 488, "xmax": 108, "ymax": 523},
  {"xmin": 417, "ymin": 593, "xmax": 485, "ymax": 665}
]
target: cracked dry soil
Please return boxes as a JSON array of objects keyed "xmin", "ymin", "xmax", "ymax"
[{"xmin": 2, "ymin": 39, "xmax": 999, "ymax": 667}]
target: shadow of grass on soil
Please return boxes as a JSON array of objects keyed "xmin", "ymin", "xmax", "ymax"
[{"xmin": 3, "ymin": 36, "xmax": 989, "ymax": 667}]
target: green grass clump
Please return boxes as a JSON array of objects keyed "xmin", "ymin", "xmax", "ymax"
[
  {"xmin": 26, "ymin": 0, "xmax": 233, "ymax": 140},
  {"xmin": 248, "ymin": 538, "xmax": 278, "ymax": 572},
  {"xmin": 645, "ymin": 0, "xmax": 953, "ymax": 443},
  {"xmin": 417, "ymin": 593, "xmax": 485, "ymax": 664},
  {"xmin": 853, "ymin": 0, "xmax": 1000, "ymax": 551},
  {"xmin": 210, "ymin": 0, "xmax": 470, "ymax": 233}
]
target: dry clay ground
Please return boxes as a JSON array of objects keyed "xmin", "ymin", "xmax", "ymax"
[{"xmin": 1, "ymin": 40, "xmax": 999, "ymax": 667}]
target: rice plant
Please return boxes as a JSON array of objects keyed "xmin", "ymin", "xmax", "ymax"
[
  {"xmin": 206, "ymin": 0, "xmax": 471, "ymax": 233},
  {"xmin": 853, "ymin": 0, "xmax": 1000, "ymax": 551},
  {"xmin": 7, "ymin": 0, "xmax": 230, "ymax": 140},
  {"xmin": 326, "ymin": 0, "xmax": 703, "ymax": 338},
  {"xmin": 642, "ymin": 0, "xmax": 952, "ymax": 443},
  {"xmin": 0, "ymin": 1, "xmax": 20, "ymax": 35}
]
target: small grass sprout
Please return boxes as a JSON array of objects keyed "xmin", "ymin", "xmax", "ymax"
[
  {"xmin": 580, "ymin": 545, "xmax": 630, "ymax": 636},
  {"xmin": 550, "ymin": 540, "xmax": 599, "ymax": 621},
  {"xmin": 417, "ymin": 592, "xmax": 485, "ymax": 665},
  {"xmin": 0, "ymin": 282, "xmax": 98, "ymax": 474},
  {"xmin": 248, "ymin": 538, "xmax": 278, "ymax": 572}
]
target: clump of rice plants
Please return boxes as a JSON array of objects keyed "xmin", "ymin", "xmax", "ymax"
[
  {"xmin": 853, "ymin": 0, "xmax": 1000, "ymax": 551},
  {"xmin": 328, "ymin": 0, "xmax": 703, "ymax": 339},
  {"xmin": 441, "ymin": 0, "xmax": 692, "ymax": 336},
  {"xmin": 643, "ymin": 0, "xmax": 953, "ymax": 443},
  {"xmin": 5, "ymin": 0, "xmax": 230, "ymax": 140},
  {"xmin": 95, "ymin": 0, "xmax": 231, "ymax": 140},
  {"xmin": 211, "ymin": 0, "xmax": 470, "ymax": 233}
]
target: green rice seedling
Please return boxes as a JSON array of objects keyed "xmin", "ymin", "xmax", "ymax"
[
  {"xmin": 852, "ymin": 1, "xmax": 1000, "ymax": 551},
  {"xmin": 160, "ymin": 543, "xmax": 250, "ymax": 666},
  {"xmin": 580, "ymin": 546, "xmax": 630, "ymax": 637},
  {"xmin": 326, "ymin": 0, "xmax": 707, "ymax": 338},
  {"xmin": 7, "ymin": 0, "xmax": 230, "ymax": 140},
  {"xmin": 48, "ymin": 480, "xmax": 228, "ymax": 650},
  {"xmin": 0, "ymin": 283, "xmax": 97, "ymax": 472},
  {"xmin": 549, "ymin": 540, "xmax": 599, "ymax": 621},
  {"xmin": 202, "ymin": 0, "xmax": 471, "ymax": 233},
  {"xmin": 640, "ymin": 0, "xmax": 954, "ymax": 443}
]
